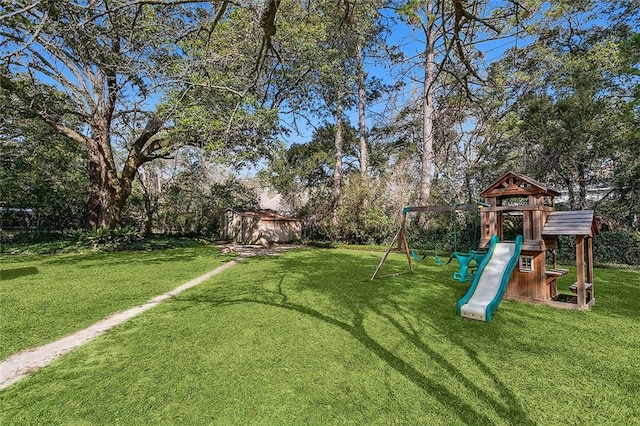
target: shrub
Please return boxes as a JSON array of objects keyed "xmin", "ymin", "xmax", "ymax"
[
  {"xmin": 556, "ymin": 231, "xmax": 640, "ymax": 266},
  {"xmin": 69, "ymin": 227, "xmax": 144, "ymax": 250},
  {"xmin": 0, "ymin": 230, "xmax": 66, "ymax": 244}
]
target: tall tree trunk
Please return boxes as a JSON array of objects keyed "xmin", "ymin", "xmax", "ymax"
[
  {"xmin": 138, "ymin": 168, "xmax": 157, "ymax": 236},
  {"xmin": 84, "ymin": 154, "xmax": 106, "ymax": 229},
  {"xmin": 356, "ymin": 39, "xmax": 370, "ymax": 213},
  {"xmin": 83, "ymin": 140, "xmax": 142, "ymax": 230},
  {"xmin": 83, "ymin": 116, "xmax": 163, "ymax": 230},
  {"xmin": 357, "ymin": 39, "xmax": 368, "ymax": 178},
  {"xmin": 332, "ymin": 89, "xmax": 344, "ymax": 227},
  {"xmin": 419, "ymin": 20, "xmax": 436, "ymax": 207},
  {"xmin": 578, "ymin": 163, "xmax": 587, "ymax": 210},
  {"xmin": 144, "ymin": 194, "xmax": 154, "ymax": 236},
  {"xmin": 84, "ymin": 139, "xmax": 120, "ymax": 229},
  {"xmin": 563, "ymin": 176, "xmax": 577, "ymax": 211}
]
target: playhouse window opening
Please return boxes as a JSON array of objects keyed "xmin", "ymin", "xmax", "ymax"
[
  {"xmin": 519, "ymin": 255, "xmax": 534, "ymax": 272},
  {"xmin": 502, "ymin": 211, "xmax": 524, "ymax": 241},
  {"xmin": 501, "ymin": 197, "xmax": 528, "ymax": 207}
]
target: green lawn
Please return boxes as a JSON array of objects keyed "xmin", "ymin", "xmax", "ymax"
[
  {"xmin": 2, "ymin": 248, "xmax": 639, "ymax": 424},
  {"xmin": 0, "ymin": 245, "xmax": 230, "ymax": 359}
]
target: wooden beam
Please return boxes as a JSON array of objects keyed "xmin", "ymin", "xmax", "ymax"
[
  {"xmin": 576, "ymin": 235, "xmax": 586, "ymax": 307},
  {"xmin": 523, "ymin": 210, "xmax": 532, "ymax": 240},
  {"xmin": 533, "ymin": 209, "xmax": 543, "ymax": 240},
  {"xmin": 371, "ymin": 214, "xmax": 413, "ymax": 280},
  {"xmin": 372, "ymin": 225, "xmax": 402, "ymax": 280},
  {"xmin": 403, "ymin": 204, "xmax": 480, "ymax": 213},
  {"xmin": 481, "ymin": 206, "xmax": 555, "ymax": 212},
  {"xmin": 587, "ymin": 236, "xmax": 594, "ymax": 301},
  {"xmin": 400, "ymin": 226, "xmax": 413, "ymax": 272},
  {"xmin": 483, "ymin": 187, "xmax": 543, "ymax": 198}
]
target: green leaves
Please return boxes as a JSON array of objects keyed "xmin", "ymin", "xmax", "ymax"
[
  {"xmin": 480, "ymin": 2, "xmax": 639, "ymax": 216},
  {"xmin": 2, "ymin": 1, "xmax": 285, "ymax": 229}
]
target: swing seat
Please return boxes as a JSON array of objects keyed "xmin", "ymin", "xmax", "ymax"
[
  {"xmin": 411, "ymin": 250, "xmax": 429, "ymax": 261},
  {"xmin": 452, "ymin": 251, "xmax": 487, "ymax": 283},
  {"xmin": 434, "ymin": 254, "xmax": 454, "ymax": 266},
  {"xmin": 452, "ymin": 251, "xmax": 475, "ymax": 283},
  {"xmin": 470, "ymin": 250, "xmax": 487, "ymax": 264}
]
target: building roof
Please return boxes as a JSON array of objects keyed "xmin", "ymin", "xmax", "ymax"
[
  {"xmin": 225, "ymin": 208, "xmax": 300, "ymax": 222},
  {"xmin": 481, "ymin": 171, "xmax": 560, "ymax": 199},
  {"xmin": 542, "ymin": 210, "xmax": 599, "ymax": 237}
]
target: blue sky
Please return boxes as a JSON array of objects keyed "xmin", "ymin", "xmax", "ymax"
[{"xmin": 278, "ymin": 6, "xmax": 534, "ymax": 147}]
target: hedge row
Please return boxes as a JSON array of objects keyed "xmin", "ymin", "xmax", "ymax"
[{"xmin": 556, "ymin": 231, "xmax": 640, "ymax": 266}]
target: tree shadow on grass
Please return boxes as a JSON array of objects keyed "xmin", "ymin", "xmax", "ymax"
[
  {"xmin": 375, "ymin": 306, "xmax": 535, "ymax": 425},
  {"xmin": 175, "ymin": 249, "xmax": 535, "ymax": 424},
  {"xmin": 178, "ymin": 293, "xmax": 500, "ymax": 424},
  {"xmin": 1, "ymin": 266, "xmax": 38, "ymax": 280},
  {"xmin": 37, "ymin": 247, "xmax": 232, "ymax": 268}
]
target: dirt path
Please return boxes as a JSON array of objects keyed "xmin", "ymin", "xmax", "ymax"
[
  {"xmin": 0, "ymin": 244, "xmax": 299, "ymax": 390},
  {"xmin": 0, "ymin": 260, "xmax": 237, "ymax": 390}
]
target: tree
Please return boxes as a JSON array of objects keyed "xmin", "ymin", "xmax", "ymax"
[
  {"xmin": 351, "ymin": 0, "xmax": 391, "ymax": 179},
  {"xmin": 356, "ymin": 39, "xmax": 369, "ymax": 178},
  {"xmin": 262, "ymin": 123, "xmax": 359, "ymax": 239},
  {"xmin": 154, "ymin": 163, "xmax": 258, "ymax": 236},
  {"xmin": 482, "ymin": 1, "xmax": 639, "ymax": 211},
  {"xmin": 602, "ymin": 31, "xmax": 640, "ymax": 229},
  {"xmin": 260, "ymin": 0, "xmax": 390, "ymax": 224},
  {"xmin": 0, "ymin": 109, "xmax": 87, "ymax": 230},
  {"xmin": 1, "ymin": 0, "xmax": 278, "ymax": 229},
  {"xmin": 396, "ymin": 0, "xmax": 537, "ymax": 205}
]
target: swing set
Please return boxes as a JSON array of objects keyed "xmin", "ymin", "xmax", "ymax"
[{"xmin": 371, "ymin": 203, "xmax": 487, "ymax": 281}]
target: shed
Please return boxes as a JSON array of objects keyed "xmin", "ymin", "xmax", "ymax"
[{"xmin": 220, "ymin": 208, "xmax": 302, "ymax": 245}]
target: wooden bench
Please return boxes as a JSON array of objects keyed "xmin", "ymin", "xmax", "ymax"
[
  {"xmin": 569, "ymin": 282, "xmax": 594, "ymax": 302},
  {"xmin": 546, "ymin": 268, "xmax": 569, "ymax": 277},
  {"xmin": 545, "ymin": 269, "xmax": 569, "ymax": 298},
  {"xmin": 569, "ymin": 282, "xmax": 593, "ymax": 292}
]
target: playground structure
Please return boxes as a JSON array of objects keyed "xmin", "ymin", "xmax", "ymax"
[
  {"xmin": 371, "ymin": 203, "xmax": 484, "ymax": 281},
  {"xmin": 480, "ymin": 171, "xmax": 598, "ymax": 309},
  {"xmin": 373, "ymin": 171, "xmax": 599, "ymax": 312}
]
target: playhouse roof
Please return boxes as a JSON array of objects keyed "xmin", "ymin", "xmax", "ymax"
[
  {"xmin": 481, "ymin": 171, "xmax": 560, "ymax": 199},
  {"xmin": 542, "ymin": 210, "xmax": 599, "ymax": 237}
]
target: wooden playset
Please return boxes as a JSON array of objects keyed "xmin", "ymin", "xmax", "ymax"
[
  {"xmin": 480, "ymin": 171, "xmax": 598, "ymax": 309},
  {"xmin": 373, "ymin": 171, "xmax": 598, "ymax": 310}
]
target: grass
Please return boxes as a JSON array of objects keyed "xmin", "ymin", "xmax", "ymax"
[
  {"xmin": 0, "ymin": 243, "xmax": 232, "ymax": 359},
  {"xmin": 2, "ymin": 248, "xmax": 640, "ymax": 424}
]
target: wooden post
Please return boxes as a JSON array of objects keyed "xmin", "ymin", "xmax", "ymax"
[
  {"xmin": 576, "ymin": 235, "xmax": 586, "ymax": 307},
  {"xmin": 400, "ymin": 226, "xmax": 413, "ymax": 272},
  {"xmin": 533, "ymin": 209, "xmax": 543, "ymax": 240},
  {"xmin": 371, "ymin": 214, "xmax": 413, "ymax": 280},
  {"xmin": 587, "ymin": 236, "xmax": 594, "ymax": 301},
  {"xmin": 523, "ymin": 210, "xmax": 532, "ymax": 240},
  {"xmin": 372, "ymin": 225, "xmax": 402, "ymax": 280},
  {"xmin": 495, "ymin": 198, "xmax": 503, "ymax": 241}
]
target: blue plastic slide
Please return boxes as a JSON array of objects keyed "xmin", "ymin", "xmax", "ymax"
[{"xmin": 457, "ymin": 235, "xmax": 523, "ymax": 323}]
